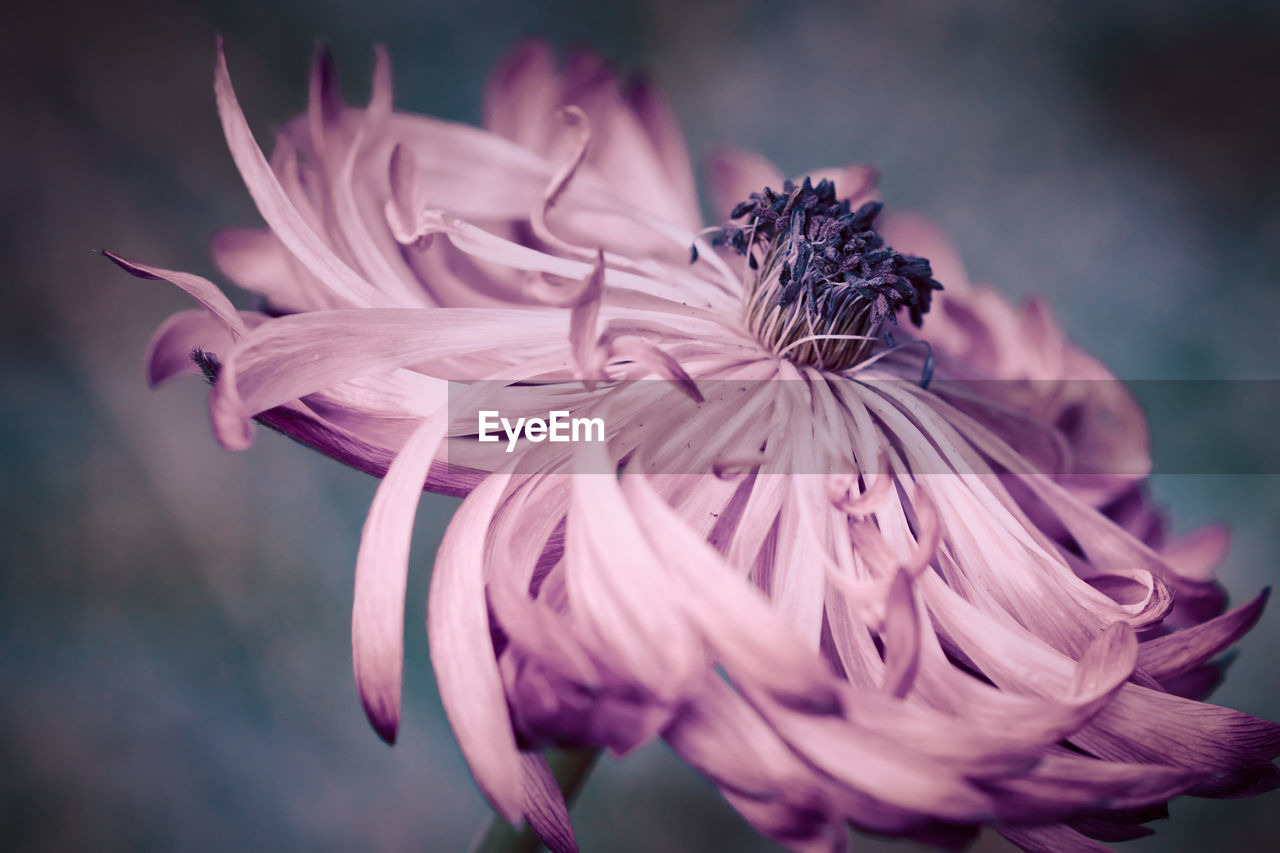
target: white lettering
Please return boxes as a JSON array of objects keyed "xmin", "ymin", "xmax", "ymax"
[
  {"xmin": 480, "ymin": 410, "xmax": 605, "ymax": 452},
  {"xmin": 573, "ymin": 416, "xmax": 605, "ymax": 443},
  {"xmin": 503, "ymin": 417, "xmax": 525, "ymax": 453},
  {"xmin": 548, "ymin": 410, "xmax": 570, "ymax": 442},
  {"xmin": 478, "ymin": 411, "xmax": 500, "ymax": 442}
]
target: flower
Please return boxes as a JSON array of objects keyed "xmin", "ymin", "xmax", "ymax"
[{"xmin": 110, "ymin": 40, "xmax": 1279, "ymax": 852}]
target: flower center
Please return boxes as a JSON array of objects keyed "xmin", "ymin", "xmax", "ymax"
[{"xmin": 716, "ymin": 178, "xmax": 942, "ymax": 371}]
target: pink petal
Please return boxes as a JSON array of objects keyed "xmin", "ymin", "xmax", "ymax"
[
  {"xmin": 1000, "ymin": 823, "xmax": 1112, "ymax": 852},
  {"xmin": 1161, "ymin": 523, "xmax": 1230, "ymax": 583},
  {"xmin": 210, "ymin": 227, "xmax": 332, "ymax": 313},
  {"xmin": 351, "ymin": 411, "xmax": 448, "ymax": 744},
  {"xmin": 483, "ymin": 38, "xmax": 559, "ymax": 145},
  {"xmin": 251, "ymin": 402, "xmax": 482, "ymax": 496},
  {"xmin": 214, "ymin": 42, "xmax": 384, "ymax": 308},
  {"xmin": 563, "ymin": 454, "xmax": 704, "ymax": 701},
  {"xmin": 880, "ymin": 569, "xmax": 921, "ymax": 698},
  {"xmin": 705, "ymin": 148, "xmax": 784, "ymax": 222},
  {"xmin": 306, "ymin": 44, "xmax": 344, "ymax": 161},
  {"xmin": 208, "ymin": 307, "xmax": 567, "ymax": 450},
  {"xmin": 427, "ymin": 473, "xmax": 525, "ymax": 823},
  {"xmin": 105, "ymin": 252, "xmax": 247, "ymax": 338},
  {"xmin": 555, "ymin": 49, "xmax": 701, "ymax": 230},
  {"xmin": 144, "ymin": 309, "xmax": 240, "ymax": 387},
  {"xmin": 367, "ymin": 45, "xmax": 393, "ymax": 123},
  {"xmin": 620, "ymin": 470, "xmax": 840, "ymax": 709},
  {"xmin": 625, "ymin": 74, "xmax": 700, "ymax": 228},
  {"xmin": 1138, "ymin": 588, "xmax": 1270, "ymax": 681}
]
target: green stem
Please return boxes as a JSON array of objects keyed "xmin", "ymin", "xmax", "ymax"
[{"xmin": 471, "ymin": 748, "xmax": 601, "ymax": 853}]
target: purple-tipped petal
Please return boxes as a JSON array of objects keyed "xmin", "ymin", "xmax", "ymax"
[
  {"xmin": 127, "ymin": 40, "xmax": 1279, "ymax": 853},
  {"xmin": 1139, "ymin": 588, "xmax": 1270, "ymax": 681},
  {"xmin": 351, "ymin": 412, "xmax": 448, "ymax": 744},
  {"xmin": 307, "ymin": 43, "xmax": 344, "ymax": 158},
  {"xmin": 105, "ymin": 251, "xmax": 247, "ymax": 338}
]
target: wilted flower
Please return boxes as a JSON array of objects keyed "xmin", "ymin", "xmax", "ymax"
[{"xmin": 111, "ymin": 40, "xmax": 1278, "ymax": 852}]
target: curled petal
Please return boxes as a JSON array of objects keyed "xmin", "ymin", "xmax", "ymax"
[{"xmin": 144, "ymin": 309, "xmax": 249, "ymax": 387}]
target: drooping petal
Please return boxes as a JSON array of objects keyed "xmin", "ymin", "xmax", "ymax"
[
  {"xmin": 351, "ymin": 409, "xmax": 448, "ymax": 744},
  {"xmin": 563, "ymin": 449, "xmax": 705, "ymax": 704},
  {"xmin": 427, "ymin": 473, "xmax": 525, "ymax": 823}
]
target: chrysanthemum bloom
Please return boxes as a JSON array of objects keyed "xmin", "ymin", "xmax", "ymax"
[{"xmin": 111, "ymin": 41, "xmax": 1279, "ymax": 852}]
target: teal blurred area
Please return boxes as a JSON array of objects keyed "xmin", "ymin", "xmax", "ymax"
[{"xmin": 1, "ymin": 0, "xmax": 1278, "ymax": 850}]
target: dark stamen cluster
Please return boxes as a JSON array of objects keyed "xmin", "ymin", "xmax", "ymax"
[{"xmin": 716, "ymin": 178, "xmax": 942, "ymax": 331}]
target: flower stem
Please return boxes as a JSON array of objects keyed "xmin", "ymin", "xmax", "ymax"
[{"xmin": 471, "ymin": 748, "xmax": 600, "ymax": 853}]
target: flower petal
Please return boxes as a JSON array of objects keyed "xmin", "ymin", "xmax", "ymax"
[
  {"xmin": 215, "ymin": 42, "xmax": 385, "ymax": 307},
  {"xmin": 427, "ymin": 472, "xmax": 525, "ymax": 823},
  {"xmin": 563, "ymin": 453, "xmax": 705, "ymax": 703},
  {"xmin": 1138, "ymin": 588, "xmax": 1270, "ymax": 681},
  {"xmin": 706, "ymin": 148, "xmax": 784, "ymax": 222},
  {"xmin": 519, "ymin": 753, "xmax": 577, "ymax": 853},
  {"xmin": 105, "ymin": 252, "xmax": 247, "ymax": 338},
  {"xmin": 208, "ymin": 307, "xmax": 567, "ymax": 449},
  {"xmin": 351, "ymin": 409, "xmax": 448, "ymax": 744},
  {"xmin": 144, "ymin": 309, "xmax": 245, "ymax": 387},
  {"xmin": 619, "ymin": 469, "xmax": 841, "ymax": 710}
]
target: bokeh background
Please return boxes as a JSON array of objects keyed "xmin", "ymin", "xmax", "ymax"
[{"xmin": 3, "ymin": 0, "xmax": 1279, "ymax": 850}]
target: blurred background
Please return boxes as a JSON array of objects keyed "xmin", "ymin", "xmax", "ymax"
[{"xmin": 2, "ymin": 0, "xmax": 1279, "ymax": 850}]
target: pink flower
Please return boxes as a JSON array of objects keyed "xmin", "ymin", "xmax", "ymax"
[{"xmin": 111, "ymin": 40, "xmax": 1278, "ymax": 852}]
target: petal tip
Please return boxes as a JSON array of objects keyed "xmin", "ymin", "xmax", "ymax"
[
  {"xmin": 208, "ymin": 386, "xmax": 255, "ymax": 451},
  {"xmin": 361, "ymin": 695, "xmax": 400, "ymax": 746},
  {"xmin": 102, "ymin": 250, "xmax": 160, "ymax": 281}
]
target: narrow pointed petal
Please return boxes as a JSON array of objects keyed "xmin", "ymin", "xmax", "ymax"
[
  {"xmin": 1001, "ymin": 823, "xmax": 1112, "ymax": 852},
  {"xmin": 519, "ymin": 754, "xmax": 578, "ymax": 853},
  {"xmin": 352, "ymin": 410, "xmax": 448, "ymax": 744},
  {"xmin": 214, "ymin": 42, "xmax": 384, "ymax": 308},
  {"xmin": 105, "ymin": 252, "xmax": 247, "ymax": 338},
  {"xmin": 427, "ymin": 473, "xmax": 526, "ymax": 823},
  {"xmin": 1139, "ymin": 588, "xmax": 1270, "ymax": 681}
]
